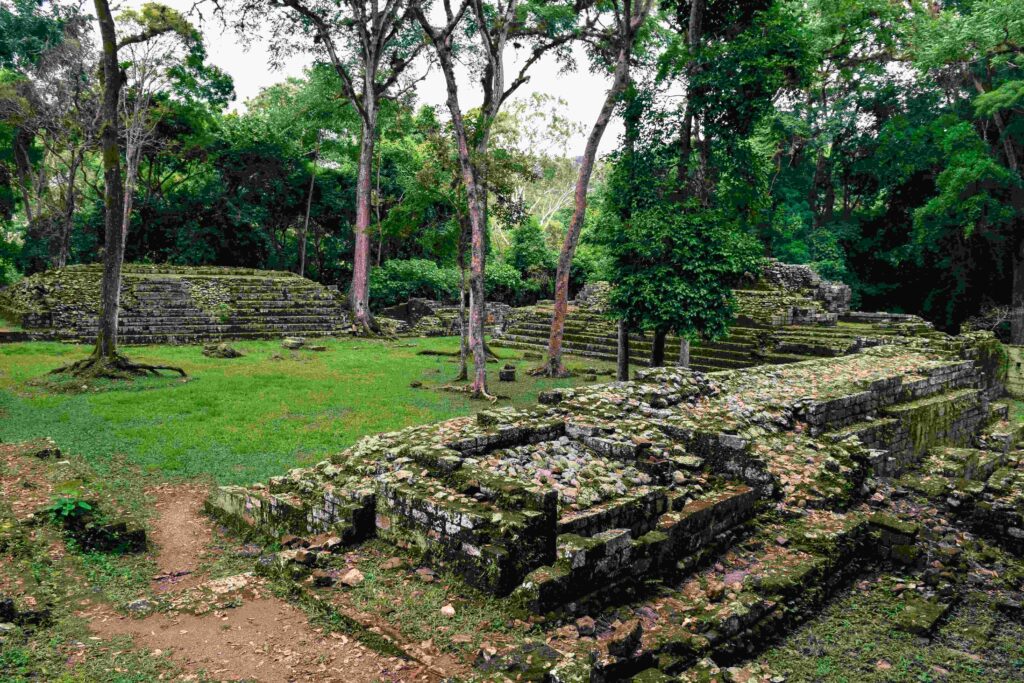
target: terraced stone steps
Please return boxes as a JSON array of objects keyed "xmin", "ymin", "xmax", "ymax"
[
  {"xmin": 203, "ymin": 333, "xmax": 1010, "ymax": 681},
  {"xmin": 0, "ymin": 264, "xmax": 350, "ymax": 345}
]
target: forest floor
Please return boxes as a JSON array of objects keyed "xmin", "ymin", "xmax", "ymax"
[{"xmin": 0, "ymin": 336, "xmax": 614, "ymax": 682}]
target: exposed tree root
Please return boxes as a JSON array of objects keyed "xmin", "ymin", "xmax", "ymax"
[
  {"xmin": 482, "ymin": 341, "xmax": 502, "ymax": 360},
  {"xmin": 51, "ymin": 353, "xmax": 187, "ymax": 380},
  {"xmin": 528, "ymin": 360, "xmax": 571, "ymax": 378},
  {"xmin": 438, "ymin": 383, "xmax": 500, "ymax": 403}
]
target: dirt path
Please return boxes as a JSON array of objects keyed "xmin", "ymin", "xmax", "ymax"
[
  {"xmin": 86, "ymin": 484, "xmax": 437, "ymax": 682},
  {"xmin": 147, "ymin": 483, "xmax": 214, "ymax": 592}
]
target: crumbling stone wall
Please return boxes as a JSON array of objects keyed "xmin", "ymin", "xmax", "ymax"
[{"xmin": 207, "ymin": 332, "xmax": 1006, "ymax": 606}]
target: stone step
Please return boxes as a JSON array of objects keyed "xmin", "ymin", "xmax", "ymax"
[
  {"xmin": 498, "ymin": 334, "xmax": 759, "ymax": 367},
  {"xmin": 491, "ymin": 338, "xmax": 744, "ymax": 372}
]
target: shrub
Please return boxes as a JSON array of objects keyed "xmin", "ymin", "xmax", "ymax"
[
  {"xmin": 485, "ymin": 260, "xmax": 538, "ymax": 306},
  {"xmin": 370, "ymin": 259, "xmax": 460, "ymax": 308}
]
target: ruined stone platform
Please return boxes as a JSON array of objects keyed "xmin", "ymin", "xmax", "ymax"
[
  {"xmin": 493, "ymin": 261, "xmax": 938, "ymax": 373},
  {"xmin": 205, "ymin": 329, "xmax": 1017, "ymax": 680},
  {"xmin": 0, "ymin": 264, "xmax": 350, "ymax": 345}
]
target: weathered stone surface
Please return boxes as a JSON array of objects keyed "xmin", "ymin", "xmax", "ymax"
[{"xmin": 204, "ymin": 329, "xmax": 1015, "ymax": 680}]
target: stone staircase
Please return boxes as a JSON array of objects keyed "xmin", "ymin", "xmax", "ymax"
[
  {"xmin": 493, "ymin": 304, "xmax": 928, "ymax": 372},
  {"xmin": 0, "ymin": 264, "xmax": 350, "ymax": 345},
  {"xmin": 205, "ymin": 331, "xmax": 1016, "ymax": 681}
]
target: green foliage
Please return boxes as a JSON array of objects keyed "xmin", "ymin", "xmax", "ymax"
[
  {"xmin": 370, "ymin": 258, "xmax": 460, "ymax": 306},
  {"xmin": 0, "ymin": 0, "xmax": 65, "ymax": 69},
  {"xmin": 485, "ymin": 259, "xmax": 538, "ymax": 305},
  {"xmin": 507, "ymin": 218, "xmax": 555, "ymax": 274},
  {"xmin": 598, "ymin": 203, "xmax": 762, "ymax": 339},
  {"xmin": 43, "ymin": 496, "xmax": 93, "ymax": 522}
]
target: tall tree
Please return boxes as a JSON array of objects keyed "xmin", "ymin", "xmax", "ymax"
[
  {"xmin": 59, "ymin": 2, "xmax": 193, "ymax": 377},
  {"xmin": 911, "ymin": 0, "xmax": 1024, "ymax": 341},
  {"xmin": 415, "ymin": 0, "xmax": 583, "ymax": 398},
  {"xmin": 233, "ymin": 0, "xmax": 425, "ymax": 334},
  {"xmin": 541, "ymin": 0, "xmax": 653, "ymax": 376}
]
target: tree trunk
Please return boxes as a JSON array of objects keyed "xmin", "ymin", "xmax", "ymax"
[
  {"xmin": 676, "ymin": 0, "xmax": 704, "ymax": 198},
  {"xmin": 299, "ymin": 143, "xmax": 317, "ymax": 278},
  {"xmin": 57, "ymin": 152, "xmax": 81, "ymax": 268},
  {"xmin": 1013, "ymin": 238, "xmax": 1024, "ymax": 345},
  {"xmin": 350, "ymin": 116, "xmax": 377, "ymax": 333},
  {"xmin": 678, "ymin": 337, "xmax": 690, "ymax": 367},
  {"xmin": 121, "ymin": 144, "xmax": 142, "ymax": 250},
  {"xmin": 431, "ymin": 46, "xmax": 491, "ymax": 398},
  {"xmin": 617, "ymin": 320, "xmax": 630, "ymax": 381},
  {"xmin": 545, "ymin": 37, "xmax": 634, "ymax": 377},
  {"xmin": 651, "ymin": 329, "xmax": 666, "ymax": 367},
  {"xmin": 93, "ymin": 0, "xmax": 125, "ymax": 360}
]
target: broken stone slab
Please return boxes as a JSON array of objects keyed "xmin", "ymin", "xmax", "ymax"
[
  {"xmin": 894, "ymin": 594, "xmax": 949, "ymax": 635},
  {"xmin": 306, "ymin": 344, "xmax": 327, "ymax": 352},
  {"xmin": 202, "ymin": 343, "xmax": 243, "ymax": 358},
  {"xmin": 499, "ymin": 365, "xmax": 517, "ymax": 382},
  {"xmin": 282, "ymin": 337, "xmax": 306, "ymax": 349}
]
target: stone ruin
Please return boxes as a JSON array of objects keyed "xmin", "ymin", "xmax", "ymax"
[
  {"xmin": 378, "ymin": 297, "xmax": 513, "ymax": 337},
  {"xmin": 494, "ymin": 260, "xmax": 933, "ymax": 373},
  {"xmin": 0, "ymin": 264, "xmax": 350, "ymax": 344},
  {"xmin": 205, "ymin": 327, "xmax": 1021, "ymax": 680}
]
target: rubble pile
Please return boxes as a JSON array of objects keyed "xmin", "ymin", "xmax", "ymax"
[{"xmin": 206, "ymin": 328, "xmax": 1019, "ymax": 680}]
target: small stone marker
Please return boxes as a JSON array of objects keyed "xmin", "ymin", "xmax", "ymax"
[
  {"xmin": 282, "ymin": 337, "xmax": 306, "ymax": 350},
  {"xmin": 499, "ymin": 364, "xmax": 516, "ymax": 382},
  {"xmin": 306, "ymin": 344, "xmax": 327, "ymax": 352},
  {"xmin": 340, "ymin": 568, "xmax": 364, "ymax": 587}
]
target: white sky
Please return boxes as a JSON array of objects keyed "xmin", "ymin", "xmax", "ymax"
[{"xmin": 125, "ymin": 0, "xmax": 624, "ymax": 156}]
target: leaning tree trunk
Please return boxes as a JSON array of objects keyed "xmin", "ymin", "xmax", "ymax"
[
  {"xmin": 350, "ymin": 116, "xmax": 378, "ymax": 334},
  {"xmin": 617, "ymin": 320, "xmax": 630, "ymax": 381},
  {"xmin": 93, "ymin": 0, "xmax": 125, "ymax": 361},
  {"xmin": 544, "ymin": 42, "xmax": 633, "ymax": 377},
  {"xmin": 1013, "ymin": 238, "xmax": 1024, "ymax": 345}
]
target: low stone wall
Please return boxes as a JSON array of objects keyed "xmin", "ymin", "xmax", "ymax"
[{"xmin": 377, "ymin": 297, "xmax": 512, "ymax": 336}]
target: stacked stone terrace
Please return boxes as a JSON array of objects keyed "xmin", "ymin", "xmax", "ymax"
[
  {"xmin": 0, "ymin": 264, "xmax": 349, "ymax": 345},
  {"xmin": 493, "ymin": 261, "xmax": 938, "ymax": 373},
  {"xmin": 206, "ymin": 330, "xmax": 1014, "ymax": 680}
]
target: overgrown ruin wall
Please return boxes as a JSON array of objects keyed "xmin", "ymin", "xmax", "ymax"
[
  {"xmin": 0, "ymin": 264, "xmax": 350, "ymax": 344},
  {"xmin": 205, "ymin": 328, "xmax": 1021, "ymax": 680}
]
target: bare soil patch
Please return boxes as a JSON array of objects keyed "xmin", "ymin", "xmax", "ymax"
[
  {"xmin": 147, "ymin": 483, "xmax": 215, "ymax": 592},
  {"xmin": 87, "ymin": 591, "xmax": 427, "ymax": 682},
  {"xmin": 85, "ymin": 482, "xmax": 436, "ymax": 682},
  {"xmin": 0, "ymin": 443, "xmax": 59, "ymax": 520}
]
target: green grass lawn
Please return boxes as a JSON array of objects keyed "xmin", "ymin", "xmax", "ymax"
[{"xmin": 0, "ymin": 337, "xmax": 613, "ymax": 485}]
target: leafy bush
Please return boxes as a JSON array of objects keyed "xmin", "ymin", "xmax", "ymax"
[
  {"xmin": 370, "ymin": 259, "xmax": 460, "ymax": 308},
  {"xmin": 44, "ymin": 496, "xmax": 93, "ymax": 523},
  {"xmin": 485, "ymin": 260, "xmax": 538, "ymax": 306},
  {"xmin": 507, "ymin": 218, "xmax": 556, "ymax": 274}
]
